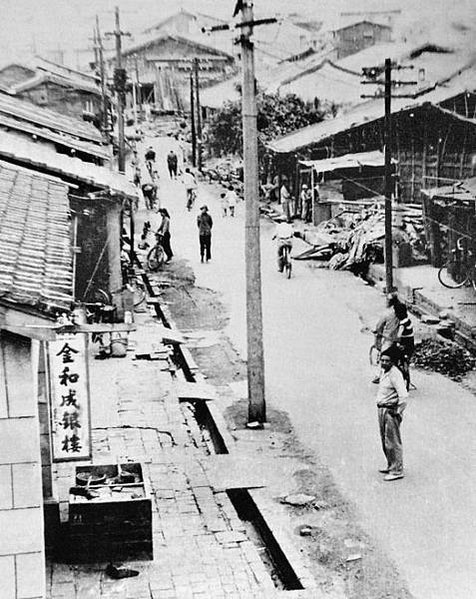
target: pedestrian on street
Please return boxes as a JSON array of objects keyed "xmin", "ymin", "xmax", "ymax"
[
  {"xmin": 145, "ymin": 146, "xmax": 156, "ymax": 175},
  {"xmin": 376, "ymin": 346, "xmax": 408, "ymax": 481},
  {"xmin": 142, "ymin": 182, "xmax": 157, "ymax": 211},
  {"xmin": 220, "ymin": 192, "xmax": 229, "ymax": 217},
  {"xmin": 157, "ymin": 208, "xmax": 173, "ymax": 263},
  {"xmin": 167, "ymin": 150, "xmax": 178, "ymax": 179},
  {"xmin": 300, "ymin": 183, "xmax": 312, "ymax": 223},
  {"xmin": 372, "ymin": 292, "xmax": 402, "ymax": 383},
  {"xmin": 197, "ymin": 205, "xmax": 213, "ymax": 263},
  {"xmin": 394, "ymin": 302, "xmax": 415, "ymax": 390},
  {"xmin": 280, "ymin": 177, "xmax": 292, "ymax": 222},
  {"xmin": 227, "ymin": 185, "xmax": 238, "ymax": 217}
]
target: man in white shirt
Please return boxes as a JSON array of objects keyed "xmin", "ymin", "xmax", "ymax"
[
  {"xmin": 376, "ymin": 346, "xmax": 409, "ymax": 481},
  {"xmin": 273, "ymin": 221, "xmax": 294, "ymax": 272}
]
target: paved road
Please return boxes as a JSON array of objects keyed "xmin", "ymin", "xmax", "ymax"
[{"xmin": 136, "ymin": 135, "xmax": 476, "ymax": 599}]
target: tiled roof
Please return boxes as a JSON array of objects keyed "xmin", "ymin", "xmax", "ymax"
[
  {"xmin": 0, "ymin": 161, "xmax": 72, "ymax": 312},
  {"xmin": 0, "ymin": 130, "xmax": 137, "ymax": 199},
  {"xmin": 10, "ymin": 72, "xmax": 101, "ymax": 96},
  {"xmin": 0, "ymin": 93, "xmax": 103, "ymax": 144},
  {"xmin": 0, "ymin": 112, "xmax": 109, "ymax": 161}
]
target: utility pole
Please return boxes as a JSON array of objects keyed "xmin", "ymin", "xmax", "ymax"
[
  {"xmin": 361, "ymin": 60, "xmax": 416, "ymax": 293},
  {"xmin": 134, "ymin": 56, "xmax": 141, "ymax": 118},
  {"xmin": 203, "ymin": 3, "xmax": 276, "ymax": 426},
  {"xmin": 383, "ymin": 58, "xmax": 393, "ymax": 293},
  {"xmin": 240, "ymin": 2, "xmax": 266, "ymax": 426},
  {"xmin": 190, "ymin": 71, "xmax": 197, "ymax": 167},
  {"xmin": 194, "ymin": 58, "xmax": 202, "ymax": 171},
  {"xmin": 95, "ymin": 16, "xmax": 109, "ymax": 140},
  {"xmin": 113, "ymin": 6, "xmax": 126, "ymax": 174}
]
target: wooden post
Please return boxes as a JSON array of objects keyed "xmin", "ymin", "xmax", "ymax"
[
  {"xmin": 96, "ymin": 16, "xmax": 109, "ymax": 140},
  {"xmin": 194, "ymin": 58, "xmax": 202, "ymax": 171},
  {"xmin": 114, "ymin": 6, "xmax": 125, "ymax": 174},
  {"xmin": 190, "ymin": 71, "xmax": 196, "ymax": 167},
  {"xmin": 106, "ymin": 201, "xmax": 123, "ymax": 315},
  {"xmin": 240, "ymin": 2, "xmax": 266, "ymax": 425},
  {"xmin": 384, "ymin": 58, "xmax": 394, "ymax": 293}
]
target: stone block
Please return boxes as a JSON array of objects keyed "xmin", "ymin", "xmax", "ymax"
[
  {"xmin": 0, "ymin": 464, "xmax": 13, "ymax": 509},
  {"xmin": 0, "ymin": 508, "xmax": 44, "ymax": 554},
  {"xmin": 13, "ymin": 463, "xmax": 42, "ymax": 508},
  {"xmin": 16, "ymin": 551, "xmax": 45, "ymax": 599},
  {"xmin": 0, "ymin": 418, "xmax": 40, "ymax": 464},
  {"xmin": 0, "ymin": 555, "xmax": 15, "ymax": 598}
]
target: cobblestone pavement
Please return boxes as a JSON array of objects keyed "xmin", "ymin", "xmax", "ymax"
[{"xmin": 46, "ymin": 311, "xmax": 305, "ymax": 599}]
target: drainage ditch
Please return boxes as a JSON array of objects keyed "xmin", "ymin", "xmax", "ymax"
[{"xmin": 141, "ymin": 266, "xmax": 306, "ymax": 592}]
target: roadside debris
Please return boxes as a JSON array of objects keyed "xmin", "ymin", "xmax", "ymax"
[
  {"xmin": 413, "ymin": 338, "xmax": 476, "ymax": 380},
  {"xmin": 294, "ymin": 202, "xmax": 426, "ymax": 277},
  {"xmin": 105, "ymin": 564, "xmax": 139, "ymax": 579},
  {"xmin": 279, "ymin": 493, "xmax": 316, "ymax": 506}
]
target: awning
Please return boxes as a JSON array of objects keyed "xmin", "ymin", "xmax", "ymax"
[{"xmin": 299, "ymin": 150, "xmax": 394, "ymax": 173}]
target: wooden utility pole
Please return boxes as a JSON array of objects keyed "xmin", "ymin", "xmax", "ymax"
[
  {"xmin": 190, "ymin": 71, "xmax": 197, "ymax": 167},
  {"xmin": 95, "ymin": 16, "xmax": 109, "ymax": 139},
  {"xmin": 113, "ymin": 6, "xmax": 126, "ymax": 174},
  {"xmin": 240, "ymin": 2, "xmax": 266, "ymax": 425},
  {"xmin": 383, "ymin": 58, "xmax": 394, "ymax": 293},
  {"xmin": 134, "ymin": 56, "xmax": 141, "ymax": 117},
  {"xmin": 194, "ymin": 58, "xmax": 202, "ymax": 171}
]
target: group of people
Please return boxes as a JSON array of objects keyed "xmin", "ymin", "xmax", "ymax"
[
  {"xmin": 372, "ymin": 293, "xmax": 415, "ymax": 482},
  {"xmin": 277, "ymin": 177, "xmax": 316, "ymax": 223}
]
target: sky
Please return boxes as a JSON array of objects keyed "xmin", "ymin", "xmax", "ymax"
[{"xmin": 0, "ymin": 0, "xmax": 474, "ymax": 67}]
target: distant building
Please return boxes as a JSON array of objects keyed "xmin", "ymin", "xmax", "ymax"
[
  {"xmin": 332, "ymin": 20, "xmax": 392, "ymax": 59},
  {"xmin": 110, "ymin": 33, "xmax": 236, "ymax": 113},
  {"xmin": 0, "ymin": 58, "xmax": 102, "ymax": 123}
]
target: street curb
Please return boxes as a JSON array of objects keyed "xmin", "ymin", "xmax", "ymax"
[{"xmin": 153, "ymin": 290, "xmax": 316, "ymax": 592}]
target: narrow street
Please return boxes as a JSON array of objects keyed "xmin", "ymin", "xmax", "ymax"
[{"xmin": 137, "ymin": 135, "xmax": 476, "ymax": 599}]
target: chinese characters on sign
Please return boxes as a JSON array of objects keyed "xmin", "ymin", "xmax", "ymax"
[{"xmin": 49, "ymin": 333, "xmax": 91, "ymax": 461}]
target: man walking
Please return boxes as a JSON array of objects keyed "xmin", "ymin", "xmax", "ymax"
[
  {"xmin": 197, "ymin": 205, "xmax": 213, "ymax": 262},
  {"xmin": 167, "ymin": 150, "xmax": 178, "ymax": 179},
  {"xmin": 376, "ymin": 346, "xmax": 408, "ymax": 481}
]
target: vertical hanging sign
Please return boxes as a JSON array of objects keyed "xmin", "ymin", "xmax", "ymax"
[{"xmin": 49, "ymin": 333, "xmax": 92, "ymax": 462}]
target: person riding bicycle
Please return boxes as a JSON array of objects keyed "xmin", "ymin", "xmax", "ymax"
[
  {"xmin": 144, "ymin": 146, "xmax": 156, "ymax": 174},
  {"xmin": 141, "ymin": 182, "xmax": 157, "ymax": 211},
  {"xmin": 393, "ymin": 302, "xmax": 414, "ymax": 390},
  {"xmin": 272, "ymin": 221, "xmax": 294, "ymax": 272},
  {"xmin": 183, "ymin": 167, "xmax": 197, "ymax": 209}
]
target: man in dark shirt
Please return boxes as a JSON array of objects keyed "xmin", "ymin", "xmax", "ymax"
[
  {"xmin": 167, "ymin": 150, "xmax": 178, "ymax": 179},
  {"xmin": 197, "ymin": 205, "xmax": 213, "ymax": 263}
]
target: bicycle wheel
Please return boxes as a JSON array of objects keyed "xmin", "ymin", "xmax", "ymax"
[
  {"xmin": 83, "ymin": 286, "xmax": 112, "ymax": 305},
  {"xmin": 147, "ymin": 244, "xmax": 165, "ymax": 271},
  {"xmin": 438, "ymin": 261, "xmax": 469, "ymax": 288},
  {"xmin": 286, "ymin": 259, "xmax": 292, "ymax": 279}
]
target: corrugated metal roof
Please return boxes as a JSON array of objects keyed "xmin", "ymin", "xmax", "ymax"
[
  {"xmin": 0, "ymin": 112, "xmax": 109, "ymax": 161},
  {"xmin": 0, "ymin": 93, "xmax": 103, "ymax": 144},
  {"xmin": 299, "ymin": 150, "xmax": 394, "ymax": 172},
  {"xmin": 0, "ymin": 130, "xmax": 137, "ymax": 199},
  {"xmin": 0, "ymin": 160, "xmax": 72, "ymax": 312},
  {"xmin": 268, "ymin": 81, "xmax": 476, "ymax": 154}
]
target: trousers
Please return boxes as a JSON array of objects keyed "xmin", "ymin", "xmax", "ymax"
[
  {"xmin": 199, "ymin": 234, "xmax": 211, "ymax": 261},
  {"xmin": 378, "ymin": 407, "xmax": 403, "ymax": 474}
]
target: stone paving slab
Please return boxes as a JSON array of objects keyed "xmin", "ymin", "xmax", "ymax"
[{"xmin": 47, "ymin": 312, "xmax": 303, "ymax": 598}]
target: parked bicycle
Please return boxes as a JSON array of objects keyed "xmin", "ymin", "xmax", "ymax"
[
  {"xmin": 147, "ymin": 233, "xmax": 166, "ymax": 271},
  {"xmin": 438, "ymin": 236, "xmax": 475, "ymax": 290}
]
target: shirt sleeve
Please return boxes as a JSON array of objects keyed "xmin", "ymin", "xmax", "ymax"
[{"xmin": 209, "ymin": 215, "xmax": 213, "ymax": 228}]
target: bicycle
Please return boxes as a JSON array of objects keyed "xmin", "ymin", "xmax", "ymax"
[
  {"xmin": 147, "ymin": 233, "xmax": 166, "ymax": 271},
  {"xmin": 438, "ymin": 237, "xmax": 475, "ymax": 290},
  {"xmin": 281, "ymin": 244, "xmax": 292, "ymax": 279}
]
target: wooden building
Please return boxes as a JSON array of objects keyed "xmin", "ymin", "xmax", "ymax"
[
  {"xmin": 0, "ymin": 59, "xmax": 102, "ymax": 123},
  {"xmin": 267, "ymin": 80, "xmax": 476, "ymax": 207},
  {"xmin": 110, "ymin": 33, "xmax": 236, "ymax": 113},
  {"xmin": 332, "ymin": 20, "xmax": 392, "ymax": 59}
]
